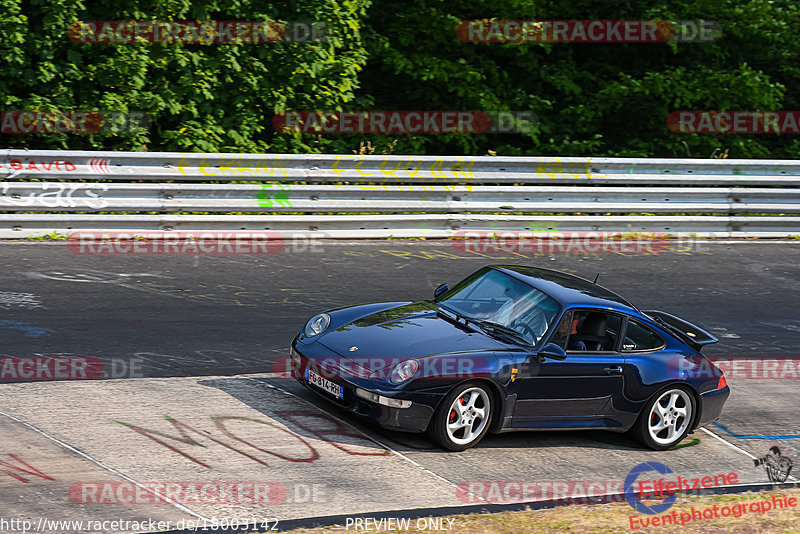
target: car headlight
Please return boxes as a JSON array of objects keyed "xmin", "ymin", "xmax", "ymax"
[
  {"xmin": 389, "ymin": 359, "xmax": 419, "ymax": 384},
  {"xmin": 304, "ymin": 313, "xmax": 331, "ymax": 337}
]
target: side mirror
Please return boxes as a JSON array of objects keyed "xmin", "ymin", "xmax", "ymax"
[
  {"xmin": 433, "ymin": 283, "xmax": 449, "ymax": 299},
  {"xmin": 539, "ymin": 343, "xmax": 567, "ymax": 361}
]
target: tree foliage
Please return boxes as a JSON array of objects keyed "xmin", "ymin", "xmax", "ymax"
[{"xmin": 1, "ymin": 0, "xmax": 798, "ymax": 157}]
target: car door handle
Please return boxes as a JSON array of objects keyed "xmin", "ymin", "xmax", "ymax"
[{"xmin": 604, "ymin": 366, "xmax": 623, "ymax": 374}]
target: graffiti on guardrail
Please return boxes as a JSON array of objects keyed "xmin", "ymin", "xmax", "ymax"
[
  {"xmin": 176, "ymin": 154, "xmax": 292, "ymax": 178},
  {"xmin": 0, "ymin": 183, "xmax": 108, "ymax": 209},
  {"xmin": 2, "ymin": 159, "xmax": 77, "ymax": 172},
  {"xmin": 257, "ymin": 184, "xmax": 292, "ymax": 208},
  {"xmin": 116, "ymin": 411, "xmax": 390, "ymax": 469},
  {"xmin": 333, "ymin": 155, "xmax": 478, "ymax": 181}
]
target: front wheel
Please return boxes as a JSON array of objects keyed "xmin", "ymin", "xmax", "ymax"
[
  {"xmin": 634, "ymin": 387, "xmax": 695, "ymax": 450},
  {"xmin": 429, "ymin": 382, "xmax": 493, "ymax": 451}
]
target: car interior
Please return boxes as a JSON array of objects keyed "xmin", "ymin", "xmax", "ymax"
[{"xmin": 552, "ymin": 310, "xmax": 623, "ymax": 352}]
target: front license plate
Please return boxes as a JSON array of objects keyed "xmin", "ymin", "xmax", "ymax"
[{"xmin": 306, "ymin": 369, "xmax": 344, "ymax": 399}]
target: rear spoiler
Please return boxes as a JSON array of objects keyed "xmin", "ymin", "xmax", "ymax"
[{"xmin": 642, "ymin": 310, "xmax": 719, "ymax": 350}]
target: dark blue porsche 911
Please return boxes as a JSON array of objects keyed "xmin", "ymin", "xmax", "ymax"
[{"xmin": 290, "ymin": 265, "xmax": 730, "ymax": 451}]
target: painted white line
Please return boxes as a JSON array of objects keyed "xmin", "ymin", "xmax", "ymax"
[
  {"xmin": 244, "ymin": 377, "xmax": 487, "ymax": 503},
  {"xmin": 0, "ymin": 410, "xmax": 209, "ymax": 521},
  {"xmin": 699, "ymin": 427, "xmax": 758, "ymax": 460}
]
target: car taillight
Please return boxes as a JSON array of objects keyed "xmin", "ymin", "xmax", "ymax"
[{"xmin": 717, "ymin": 374, "xmax": 727, "ymax": 389}]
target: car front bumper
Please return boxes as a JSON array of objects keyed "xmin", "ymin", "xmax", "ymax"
[{"xmin": 290, "ymin": 341, "xmax": 437, "ymax": 433}]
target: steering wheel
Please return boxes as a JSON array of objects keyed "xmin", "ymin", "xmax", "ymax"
[
  {"xmin": 511, "ymin": 321, "xmax": 537, "ymax": 344},
  {"xmin": 512, "ymin": 311, "xmax": 548, "ymax": 344}
]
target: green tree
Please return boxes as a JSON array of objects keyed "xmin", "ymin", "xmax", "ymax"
[{"xmin": 0, "ymin": 0, "xmax": 369, "ymax": 152}]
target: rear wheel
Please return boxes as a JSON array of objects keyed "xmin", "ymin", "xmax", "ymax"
[
  {"xmin": 429, "ymin": 382, "xmax": 493, "ymax": 451},
  {"xmin": 634, "ymin": 387, "xmax": 694, "ymax": 450}
]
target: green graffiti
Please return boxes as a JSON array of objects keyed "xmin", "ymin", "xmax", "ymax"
[{"xmin": 257, "ymin": 183, "xmax": 292, "ymax": 208}]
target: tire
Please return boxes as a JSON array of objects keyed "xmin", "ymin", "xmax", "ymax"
[
  {"xmin": 429, "ymin": 382, "xmax": 493, "ymax": 451},
  {"xmin": 634, "ymin": 386, "xmax": 695, "ymax": 451}
]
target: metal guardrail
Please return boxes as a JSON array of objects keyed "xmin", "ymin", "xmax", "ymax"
[{"xmin": 1, "ymin": 150, "xmax": 798, "ymax": 238}]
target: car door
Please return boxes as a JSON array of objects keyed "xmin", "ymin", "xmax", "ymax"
[{"xmin": 511, "ymin": 309, "xmax": 627, "ymax": 428}]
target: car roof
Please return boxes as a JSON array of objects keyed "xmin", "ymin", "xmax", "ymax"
[{"xmin": 491, "ymin": 265, "xmax": 640, "ymax": 313}]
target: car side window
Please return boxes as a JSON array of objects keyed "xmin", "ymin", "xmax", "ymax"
[
  {"xmin": 550, "ymin": 311, "xmax": 573, "ymax": 350},
  {"xmin": 622, "ymin": 319, "xmax": 665, "ymax": 352},
  {"xmin": 551, "ymin": 310, "xmax": 622, "ymax": 352}
]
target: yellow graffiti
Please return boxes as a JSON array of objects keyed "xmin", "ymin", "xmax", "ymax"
[
  {"xmin": 430, "ymin": 159, "xmax": 447, "ymax": 179},
  {"xmin": 332, "ymin": 155, "xmax": 349, "ymax": 178},
  {"xmin": 536, "ymin": 158, "xmax": 563, "ymax": 179},
  {"xmin": 178, "ymin": 152, "xmax": 290, "ymax": 179},
  {"xmin": 585, "ymin": 158, "xmax": 604, "ymax": 179},
  {"xmin": 452, "ymin": 157, "xmax": 475, "ymax": 180},
  {"xmin": 355, "ymin": 159, "xmax": 368, "ymax": 177},
  {"xmin": 199, "ymin": 162, "xmax": 218, "ymax": 176},
  {"xmin": 236, "ymin": 167, "xmax": 258, "ymax": 176},
  {"xmin": 274, "ymin": 154, "xmax": 289, "ymax": 177},
  {"xmin": 405, "ymin": 157, "xmax": 422, "ymax": 180},
  {"xmin": 380, "ymin": 157, "xmax": 402, "ymax": 179},
  {"xmin": 177, "ymin": 153, "xmax": 191, "ymax": 176}
]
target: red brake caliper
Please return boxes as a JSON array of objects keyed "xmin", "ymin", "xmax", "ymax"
[{"xmin": 450, "ymin": 395, "xmax": 464, "ymax": 422}]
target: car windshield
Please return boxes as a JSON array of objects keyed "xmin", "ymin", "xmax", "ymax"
[{"xmin": 435, "ymin": 268, "xmax": 561, "ymax": 347}]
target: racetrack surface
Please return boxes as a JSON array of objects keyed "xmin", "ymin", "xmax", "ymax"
[
  {"xmin": 0, "ymin": 240, "xmax": 798, "ymax": 532},
  {"xmin": 1, "ymin": 240, "xmax": 799, "ymax": 376}
]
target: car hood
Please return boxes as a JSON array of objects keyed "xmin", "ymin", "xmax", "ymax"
[{"xmin": 319, "ymin": 301, "xmax": 507, "ymax": 371}]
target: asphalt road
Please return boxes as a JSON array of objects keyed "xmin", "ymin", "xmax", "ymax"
[
  {"xmin": 1, "ymin": 240, "xmax": 799, "ymax": 380},
  {"xmin": 0, "ymin": 240, "xmax": 799, "ymax": 532}
]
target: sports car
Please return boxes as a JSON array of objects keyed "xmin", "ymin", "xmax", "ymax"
[{"xmin": 290, "ymin": 265, "xmax": 730, "ymax": 451}]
